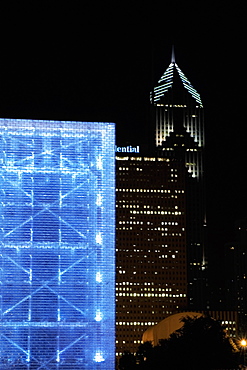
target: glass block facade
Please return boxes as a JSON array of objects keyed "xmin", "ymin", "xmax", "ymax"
[{"xmin": 0, "ymin": 119, "xmax": 115, "ymax": 369}]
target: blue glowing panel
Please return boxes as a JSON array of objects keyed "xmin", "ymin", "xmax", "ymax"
[{"xmin": 0, "ymin": 119, "xmax": 115, "ymax": 369}]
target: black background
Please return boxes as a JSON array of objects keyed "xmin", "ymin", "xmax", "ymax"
[{"xmin": 0, "ymin": 1, "xmax": 246, "ymax": 275}]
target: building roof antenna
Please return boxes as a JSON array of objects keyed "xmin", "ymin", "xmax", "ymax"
[{"xmin": 171, "ymin": 45, "xmax": 175, "ymax": 63}]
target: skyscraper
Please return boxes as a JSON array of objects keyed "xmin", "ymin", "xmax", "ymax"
[
  {"xmin": 115, "ymin": 51, "xmax": 207, "ymax": 358},
  {"xmin": 150, "ymin": 52, "xmax": 207, "ymax": 309},
  {"xmin": 116, "ymin": 155, "xmax": 187, "ymax": 356},
  {"xmin": 0, "ymin": 119, "xmax": 115, "ymax": 369}
]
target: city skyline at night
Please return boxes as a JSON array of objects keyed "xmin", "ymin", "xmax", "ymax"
[{"xmin": 0, "ymin": 1, "xmax": 246, "ymax": 363}]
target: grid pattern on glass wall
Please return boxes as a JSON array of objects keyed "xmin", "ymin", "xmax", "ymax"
[{"xmin": 0, "ymin": 119, "xmax": 115, "ymax": 369}]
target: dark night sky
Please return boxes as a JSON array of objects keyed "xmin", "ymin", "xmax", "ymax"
[{"xmin": 0, "ymin": 2, "xmax": 246, "ymax": 265}]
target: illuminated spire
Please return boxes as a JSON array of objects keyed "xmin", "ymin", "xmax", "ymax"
[
  {"xmin": 171, "ymin": 45, "xmax": 175, "ymax": 63},
  {"xmin": 150, "ymin": 53, "xmax": 203, "ymax": 107}
]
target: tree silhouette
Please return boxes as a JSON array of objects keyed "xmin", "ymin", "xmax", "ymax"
[
  {"xmin": 137, "ymin": 315, "xmax": 238, "ymax": 370},
  {"xmin": 118, "ymin": 351, "xmax": 136, "ymax": 370},
  {"xmin": 136, "ymin": 341, "xmax": 153, "ymax": 369}
]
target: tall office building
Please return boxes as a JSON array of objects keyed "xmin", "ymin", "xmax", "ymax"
[
  {"xmin": 116, "ymin": 154, "xmax": 187, "ymax": 356},
  {"xmin": 0, "ymin": 119, "xmax": 115, "ymax": 369},
  {"xmin": 150, "ymin": 52, "xmax": 207, "ymax": 309},
  {"xmin": 115, "ymin": 52, "xmax": 207, "ymax": 358}
]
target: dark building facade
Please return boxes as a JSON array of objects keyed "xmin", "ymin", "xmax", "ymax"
[
  {"xmin": 116, "ymin": 155, "xmax": 187, "ymax": 356},
  {"xmin": 222, "ymin": 220, "xmax": 247, "ymax": 332}
]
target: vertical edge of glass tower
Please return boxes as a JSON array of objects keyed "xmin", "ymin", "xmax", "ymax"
[{"xmin": 0, "ymin": 119, "xmax": 115, "ymax": 369}]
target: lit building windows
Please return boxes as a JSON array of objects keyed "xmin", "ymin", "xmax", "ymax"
[{"xmin": 116, "ymin": 155, "xmax": 187, "ymax": 355}]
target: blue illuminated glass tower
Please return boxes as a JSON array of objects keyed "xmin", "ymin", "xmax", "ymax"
[{"xmin": 0, "ymin": 119, "xmax": 115, "ymax": 369}]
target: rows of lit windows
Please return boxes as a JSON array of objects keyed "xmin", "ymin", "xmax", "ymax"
[
  {"xmin": 119, "ymin": 251, "xmax": 172, "ymax": 258},
  {"xmin": 118, "ymin": 223, "xmax": 184, "ymax": 232},
  {"xmin": 116, "ymin": 281, "xmax": 184, "ymax": 292},
  {"xmin": 118, "ymin": 204, "xmax": 140, "ymax": 208},
  {"xmin": 117, "ymin": 321, "xmax": 159, "ymax": 326},
  {"xmin": 117, "ymin": 208, "xmax": 184, "ymax": 214},
  {"xmin": 118, "ymin": 269, "xmax": 186, "ymax": 275},
  {"xmin": 116, "ymin": 188, "xmax": 184, "ymax": 198},
  {"xmin": 116, "ymin": 283, "xmax": 184, "ymax": 291},
  {"xmin": 116, "ymin": 292, "xmax": 187, "ymax": 298},
  {"xmin": 116, "ymin": 156, "xmax": 170, "ymax": 162},
  {"xmin": 165, "ymin": 104, "xmax": 187, "ymax": 108},
  {"xmin": 117, "ymin": 245, "xmax": 183, "ymax": 252},
  {"xmin": 116, "ymin": 157, "xmax": 187, "ymax": 356},
  {"xmin": 117, "ymin": 188, "xmax": 173, "ymax": 193},
  {"xmin": 116, "ymin": 287, "xmax": 186, "ymax": 295},
  {"xmin": 117, "ymin": 252, "xmax": 182, "ymax": 259},
  {"xmin": 117, "ymin": 272, "xmax": 187, "ymax": 279},
  {"xmin": 119, "ymin": 220, "xmax": 143, "ymax": 224},
  {"xmin": 117, "ymin": 224, "xmax": 184, "ymax": 236},
  {"xmin": 129, "ymin": 210, "xmax": 182, "ymax": 215},
  {"xmin": 117, "ymin": 202, "xmax": 183, "ymax": 208}
]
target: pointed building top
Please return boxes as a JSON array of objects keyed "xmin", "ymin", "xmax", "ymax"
[{"xmin": 150, "ymin": 52, "xmax": 203, "ymax": 107}]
